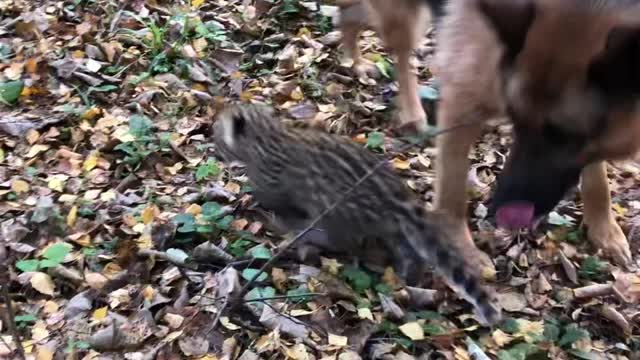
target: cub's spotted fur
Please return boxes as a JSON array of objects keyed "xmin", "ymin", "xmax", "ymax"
[{"xmin": 213, "ymin": 104, "xmax": 501, "ymax": 325}]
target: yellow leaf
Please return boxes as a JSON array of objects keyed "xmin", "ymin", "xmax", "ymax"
[
  {"xmin": 166, "ymin": 162, "xmax": 183, "ymax": 175},
  {"xmin": 391, "ymin": 157, "xmax": 411, "ymax": 170},
  {"xmin": 137, "ymin": 233, "xmax": 153, "ymax": 250},
  {"xmin": 320, "ymin": 257, "xmax": 342, "ymax": 275},
  {"xmin": 67, "ymin": 205, "xmax": 78, "ymax": 227},
  {"xmin": 492, "ymin": 329, "xmax": 513, "ymax": 347},
  {"xmin": 25, "ymin": 144, "xmax": 50, "ymax": 158},
  {"xmin": 31, "ymin": 322, "xmax": 49, "ymax": 342},
  {"xmin": 239, "ymin": 91, "xmax": 253, "ymax": 102},
  {"xmin": 30, "ymin": 272, "xmax": 55, "ymax": 296},
  {"xmin": 142, "ymin": 286, "xmax": 155, "ymax": 301},
  {"xmin": 100, "ymin": 190, "xmax": 117, "ymax": 202},
  {"xmin": 186, "ymin": 204, "xmax": 202, "ymax": 215},
  {"xmin": 84, "ymin": 189, "xmax": 102, "ymax": 200},
  {"xmin": 11, "ymin": 179, "xmax": 30, "ymax": 194},
  {"xmin": 329, "ymin": 333, "xmax": 349, "ymax": 347},
  {"xmin": 70, "ymin": 234, "xmax": 91, "ymax": 247},
  {"xmin": 43, "ymin": 301, "xmax": 59, "ymax": 314},
  {"xmin": 48, "ymin": 176, "xmax": 66, "ymax": 192},
  {"xmin": 141, "ymin": 206, "xmax": 155, "ymax": 224},
  {"xmin": 72, "ymin": 50, "xmax": 85, "ymax": 58},
  {"xmin": 514, "ymin": 319, "xmax": 544, "ymax": 343},
  {"xmin": 59, "ymin": 194, "xmax": 78, "ymax": 203},
  {"xmin": 132, "ymin": 223, "xmax": 146, "ymax": 233},
  {"xmin": 399, "ymin": 322, "xmax": 424, "ymax": 340},
  {"xmin": 220, "ymin": 317, "xmax": 241, "ymax": 330},
  {"xmin": 93, "ymin": 306, "xmax": 108, "ymax": 321},
  {"xmin": 224, "ymin": 182, "xmax": 241, "ymax": 194},
  {"xmin": 103, "ymin": 262, "xmax": 123, "ymax": 277},
  {"xmin": 357, "ymin": 307, "xmax": 373, "ymax": 321},
  {"xmin": 84, "ymin": 151, "xmax": 99, "ymax": 172},
  {"xmin": 25, "ymin": 129, "xmax": 40, "ymax": 144},
  {"xmin": 192, "ymin": 0, "xmax": 205, "ymax": 7},
  {"xmin": 36, "ymin": 347, "xmax": 54, "ymax": 360},
  {"xmin": 290, "ymin": 87, "xmax": 304, "ymax": 101}
]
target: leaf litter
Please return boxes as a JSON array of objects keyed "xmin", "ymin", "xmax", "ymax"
[{"xmin": 0, "ymin": 0, "xmax": 638, "ymax": 359}]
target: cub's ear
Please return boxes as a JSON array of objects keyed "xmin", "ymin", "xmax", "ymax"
[
  {"xmin": 477, "ymin": 0, "xmax": 536, "ymax": 63},
  {"xmin": 589, "ymin": 26, "xmax": 640, "ymax": 95}
]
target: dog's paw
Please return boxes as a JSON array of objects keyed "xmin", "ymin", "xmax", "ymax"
[{"xmin": 587, "ymin": 218, "xmax": 632, "ymax": 267}]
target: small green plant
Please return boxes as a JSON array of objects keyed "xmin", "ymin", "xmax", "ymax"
[
  {"xmin": 195, "ymin": 158, "xmax": 220, "ymax": 181},
  {"xmin": 172, "ymin": 202, "xmax": 234, "ymax": 238},
  {"xmin": 341, "ymin": 265, "xmax": 373, "ymax": 293},
  {"xmin": 114, "ymin": 115, "xmax": 159, "ymax": 169},
  {"xmin": 14, "ymin": 314, "xmax": 37, "ymax": 329},
  {"xmin": 16, "ymin": 243, "xmax": 72, "ymax": 272},
  {"xmin": 579, "ymin": 256, "xmax": 609, "ymax": 281},
  {"xmin": 366, "ymin": 132, "xmax": 385, "ymax": 150}
]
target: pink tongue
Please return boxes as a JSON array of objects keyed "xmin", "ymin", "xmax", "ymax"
[{"xmin": 496, "ymin": 202, "xmax": 535, "ymax": 230}]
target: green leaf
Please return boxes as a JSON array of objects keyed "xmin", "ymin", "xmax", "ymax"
[
  {"xmin": 172, "ymin": 213, "xmax": 196, "ymax": 233},
  {"xmin": 14, "ymin": 314, "xmax": 37, "ymax": 323},
  {"xmin": 39, "ymin": 259, "xmax": 61, "ymax": 268},
  {"xmin": 423, "ymin": 323, "xmax": 446, "ymax": 336},
  {"xmin": 579, "ymin": 256, "xmax": 609, "ymax": 281},
  {"xmin": 228, "ymin": 238, "xmax": 253, "ymax": 257},
  {"xmin": 375, "ymin": 58, "xmax": 393, "ymax": 78},
  {"xmin": 89, "ymin": 84, "xmax": 118, "ymax": 93},
  {"xmin": 374, "ymin": 283, "xmax": 393, "ymax": 295},
  {"xmin": 0, "ymin": 80, "xmax": 24, "ymax": 104},
  {"xmin": 244, "ymin": 286, "xmax": 276, "ymax": 310},
  {"xmin": 415, "ymin": 310, "xmax": 443, "ymax": 321},
  {"xmin": 128, "ymin": 115, "xmax": 154, "ymax": 138},
  {"xmin": 286, "ymin": 287, "xmax": 314, "ymax": 301},
  {"xmin": 43, "ymin": 243, "xmax": 72, "ymax": 264},
  {"xmin": 195, "ymin": 158, "xmax": 220, "ymax": 181},
  {"xmin": 15, "ymin": 259, "xmax": 40, "ymax": 272},
  {"xmin": 249, "ymin": 245, "xmax": 272, "ymax": 260},
  {"xmin": 366, "ymin": 132, "xmax": 384, "ymax": 150},
  {"xmin": 201, "ymin": 201, "xmax": 224, "ymax": 219},
  {"xmin": 547, "ymin": 211, "xmax": 575, "ymax": 226},
  {"xmin": 497, "ymin": 343, "xmax": 541, "ymax": 360},
  {"xmin": 559, "ymin": 324, "xmax": 590, "ymax": 348},
  {"xmin": 216, "ymin": 215, "xmax": 234, "ymax": 230},
  {"xmin": 543, "ymin": 321, "xmax": 561, "ymax": 342},
  {"xmin": 242, "ymin": 268, "xmax": 268, "ymax": 282},
  {"xmin": 500, "ymin": 318, "xmax": 520, "ymax": 334},
  {"xmin": 342, "ymin": 266, "xmax": 372, "ymax": 292}
]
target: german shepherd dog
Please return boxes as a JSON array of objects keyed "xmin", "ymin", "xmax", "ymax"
[
  {"xmin": 433, "ymin": 0, "xmax": 640, "ymax": 273},
  {"xmin": 335, "ymin": 0, "xmax": 445, "ymax": 131}
]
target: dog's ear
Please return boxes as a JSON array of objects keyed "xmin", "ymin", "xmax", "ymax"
[
  {"xmin": 477, "ymin": 0, "xmax": 536, "ymax": 63},
  {"xmin": 589, "ymin": 26, "xmax": 640, "ymax": 94}
]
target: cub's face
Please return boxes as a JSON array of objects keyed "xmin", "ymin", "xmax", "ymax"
[
  {"xmin": 476, "ymin": 0, "xmax": 640, "ymax": 221},
  {"xmin": 212, "ymin": 104, "xmax": 279, "ymax": 163}
]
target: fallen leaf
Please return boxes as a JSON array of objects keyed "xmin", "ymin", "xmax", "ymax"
[
  {"xmin": 399, "ymin": 322, "xmax": 424, "ymax": 341},
  {"xmin": 67, "ymin": 205, "xmax": 78, "ymax": 227},
  {"xmin": 328, "ymin": 333, "xmax": 348, "ymax": 347},
  {"xmin": 31, "ymin": 272, "xmax": 55, "ymax": 296},
  {"xmin": 11, "ymin": 179, "xmax": 30, "ymax": 194}
]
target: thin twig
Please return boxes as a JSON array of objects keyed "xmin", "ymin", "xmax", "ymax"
[
  {"xmin": 212, "ymin": 119, "xmax": 481, "ymax": 330},
  {"xmin": 1, "ymin": 283, "xmax": 25, "ymax": 360}
]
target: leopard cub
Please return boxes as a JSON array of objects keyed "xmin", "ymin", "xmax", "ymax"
[{"xmin": 212, "ymin": 104, "xmax": 501, "ymax": 325}]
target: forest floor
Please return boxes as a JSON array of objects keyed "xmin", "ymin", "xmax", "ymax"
[{"xmin": 0, "ymin": 1, "xmax": 639, "ymax": 359}]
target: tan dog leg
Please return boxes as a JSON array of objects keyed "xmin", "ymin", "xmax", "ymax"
[
  {"xmin": 581, "ymin": 161, "xmax": 632, "ymax": 266},
  {"xmin": 434, "ymin": 98, "xmax": 495, "ymax": 277},
  {"xmin": 366, "ymin": 0, "xmax": 429, "ymax": 131}
]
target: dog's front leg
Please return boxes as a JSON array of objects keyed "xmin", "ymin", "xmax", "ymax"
[
  {"xmin": 581, "ymin": 161, "xmax": 632, "ymax": 266},
  {"xmin": 434, "ymin": 98, "xmax": 495, "ymax": 278}
]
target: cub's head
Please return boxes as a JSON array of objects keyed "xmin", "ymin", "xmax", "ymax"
[
  {"xmin": 476, "ymin": 0, "xmax": 640, "ymax": 222},
  {"xmin": 212, "ymin": 104, "xmax": 283, "ymax": 162}
]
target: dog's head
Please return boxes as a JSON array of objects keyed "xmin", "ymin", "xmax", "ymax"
[{"xmin": 477, "ymin": 0, "xmax": 640, "ymax": 225}]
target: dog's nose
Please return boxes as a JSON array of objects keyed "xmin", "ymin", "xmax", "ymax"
[{"xmin": 494, "ymin": 201, "xmax": 535, "ymax": 230}]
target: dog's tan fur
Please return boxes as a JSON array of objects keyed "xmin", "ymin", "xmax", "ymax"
[
  {"xmin": 336, "ymin": 0, "xmax": 432, "ymax": 131},
  {"xmin": 433, "ymin": 0, "xmax": 640, "ymax": 272}
]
